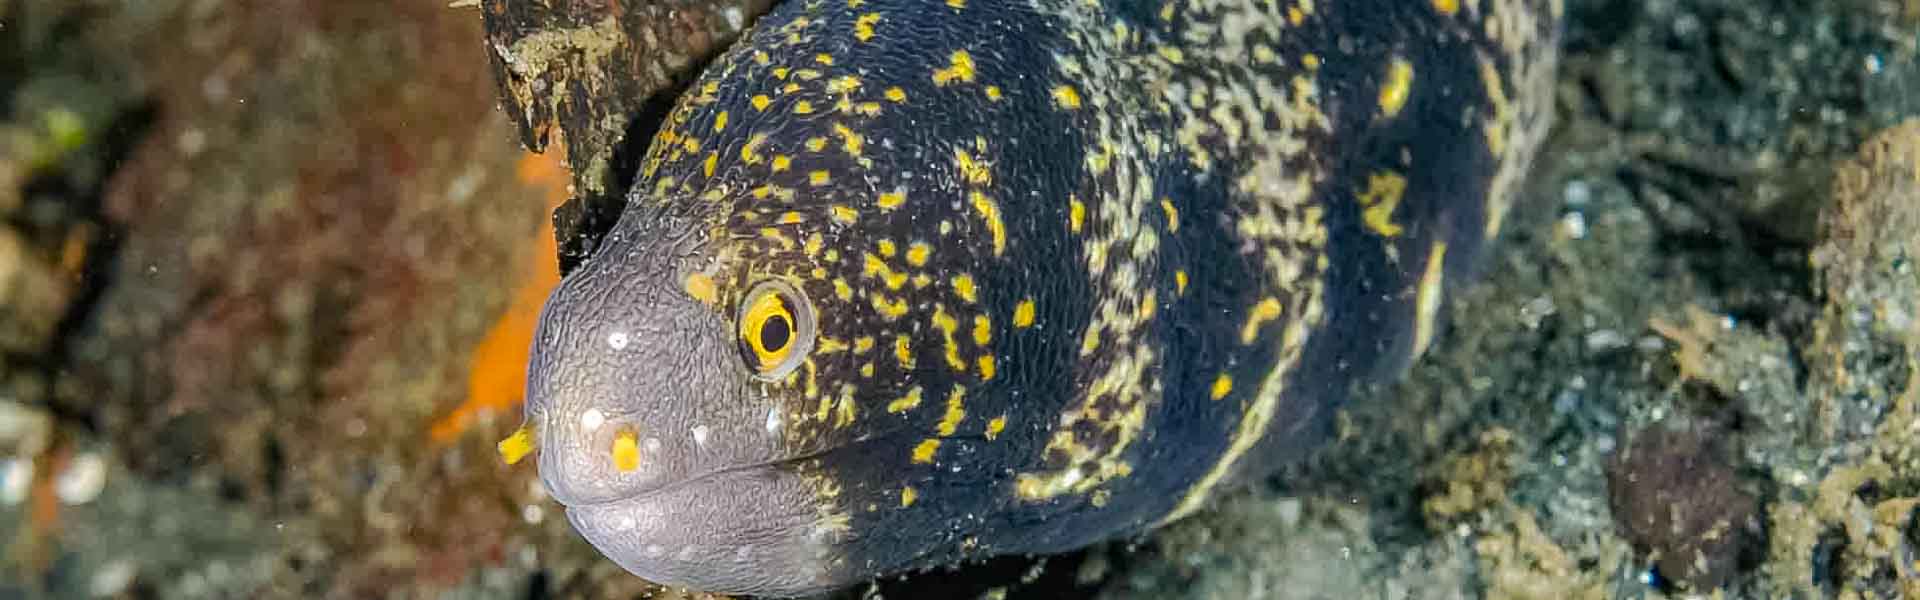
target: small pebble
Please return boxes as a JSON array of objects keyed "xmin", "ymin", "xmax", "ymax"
[
  {"xmin": 90, "ymin": 559, "xmax": 138, "ymax": 598},
  {"xmin": 1585, "ymin": 329, "xmax": 1628, "ymax": 351},
  {"xmin": 1274, "ymin": 497, "xmax": 1302, "ymax": 528},
  {"xmin": 0, "ymin": 400, "xmax": 53, "ymax": 456},
  {"xmin": 1519, "ymin": 295, "xmax": 1557, "ymax": 330},
  {"xmin": 1558, "ymin": 211, "xmax": 1588, "ymax": 240},
  {"xmin": 55, "ymin": 451, "xmax": 108, "ymax": 505},
  {"xmin": 1, "ymin": 458, "xmax": 32, "ymax": 505},
  {"xmin": 1562, "ymin": 180, "xmax": 1592, "ymax": 206}
]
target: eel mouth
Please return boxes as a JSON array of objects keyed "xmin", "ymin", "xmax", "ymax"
[
  {"xmin": 548, "ymin": 454, "xmax": 801, "ymax": 510},
  {"xmin": 558, "ymin": 461, "xmax": 846, "ymax": 597}
]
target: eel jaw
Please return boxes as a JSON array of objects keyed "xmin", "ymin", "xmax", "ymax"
[{"xmin": 559, "ymin": 464, "xmax": 848, "ymax": 597}]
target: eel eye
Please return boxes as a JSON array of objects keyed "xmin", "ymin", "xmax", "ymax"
[{"xmin": 738, "ymin": 280, "xmax": 814, "ymax": 378}]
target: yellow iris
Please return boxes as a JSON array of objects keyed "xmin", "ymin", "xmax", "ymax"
[{"xmin": 742, "ymin": 291, "xmax": 796, "ymax": 371}]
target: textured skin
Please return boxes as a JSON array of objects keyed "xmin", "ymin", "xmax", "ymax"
[{"xmin": 517, "ymin": 0, "xmax": 1562, "ymax": 595}]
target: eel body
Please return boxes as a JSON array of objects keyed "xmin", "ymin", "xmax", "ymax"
[{"xmin": 509, "ymin": 0, "xmax": 1561, "ymax": 595}]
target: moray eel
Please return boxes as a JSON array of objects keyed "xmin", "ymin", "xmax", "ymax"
[{"xmin": 501, "ymin": 0, "xmax": 1561, "ymax": 595}]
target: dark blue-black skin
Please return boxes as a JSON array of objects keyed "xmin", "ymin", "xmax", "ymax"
[{"xmin": 512, "ymin": 0, "xmax": 1560, "ymax": 595}]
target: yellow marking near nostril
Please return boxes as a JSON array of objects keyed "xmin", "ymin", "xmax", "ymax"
[
  {"xmin": 612, "ymin": 430, "xmax": 641, "ymax": 472},
  {"xmin": 497, "ymin": 425, "xmax": 534, "ymax": 466}
]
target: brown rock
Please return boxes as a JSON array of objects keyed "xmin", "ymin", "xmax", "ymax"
[{"xmin": 1606, "ymin": 425, "xmax": 1765, "ymax": 591}]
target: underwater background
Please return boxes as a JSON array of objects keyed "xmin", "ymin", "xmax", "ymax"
[{"xmin": 2, "ymin": 0, "xmax": 1920, "ymax": 598}]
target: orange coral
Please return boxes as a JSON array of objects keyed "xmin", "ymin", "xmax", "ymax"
[{"xmin": 429, "ymin": 144, "xmax": 568, "ymax": 443}]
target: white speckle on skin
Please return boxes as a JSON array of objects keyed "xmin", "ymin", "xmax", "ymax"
[
  {"xmin": 692, "ymin": 425, "xmax": 710, "ymax": 446},
  {"xmin": 644, "ymin": 437, "xmax": 663, "ymax": 453},
  {"xmin": 618, "ymin": 515, "xmax": 638, "ymax": 531},
  {"xmin": 521, "ymin": 503, "xmax": 545, "ymax": 525},
  {"xmin": 645, "ymin": 544, "xmax": 666, "ymax": 557},
  {"xmin": 580, "ymin": 408, "xmax": 606, "ymax": 432},
  {"xmin": 607, "ymin": 331, "xmax": 631, "ymax": 350},
  {"xmin": 766, "ymin": 408, "xmax": 783, "ymax": 434}
]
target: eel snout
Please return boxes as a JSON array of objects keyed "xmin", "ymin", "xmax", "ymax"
[{"xmin": 503, "ymin": 261, "xmax": 845, "ymax": 596}]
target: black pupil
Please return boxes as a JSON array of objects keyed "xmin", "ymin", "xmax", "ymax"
[{"xmin": 761, "ymin": 314, "xmax": 792, "ymax": 351}]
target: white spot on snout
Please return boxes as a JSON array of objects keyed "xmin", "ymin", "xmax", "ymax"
[
  {"xmin": 644, "ymin": 544, "xmax": 666, "ymax": 557},
  {"xmin": 607, "ymin": 331, "xmax": 631, "ymax": 350},
  {"xmin": 691, "ymin": 425, "xmax": 710, "ymax": 447},
  {"xmin": 765, "ymin": 408, "xmax": 783, "ymax": 434},
  {"xmin": 644, "ymin": 437, "xmax": 662, "ymax": 453},
  {"xmin": 580, "ymin": 408, "xmax": 606, "ymax": 432}
]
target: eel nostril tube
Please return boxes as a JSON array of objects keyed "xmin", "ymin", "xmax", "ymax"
[
  {"xmin": 498, "ymin": 424, "xmax": 535, "ymax": 466},
  {"xmin": 612, "ymin": 428, "xmax": 641, "ymax": 472}
]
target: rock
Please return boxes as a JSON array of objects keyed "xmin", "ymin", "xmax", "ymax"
[{"xmin": 1606, "ymin": 425, "xmax": 1763, "ymax": 591}]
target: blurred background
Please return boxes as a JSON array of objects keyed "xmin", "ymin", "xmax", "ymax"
[
  {"xmin": 0, "ymin": 0, "xmax": 634, "ymax": 597},
  {"xmin": 2, "ymin": 0, "xmax": 1920, "ymax": 599}
]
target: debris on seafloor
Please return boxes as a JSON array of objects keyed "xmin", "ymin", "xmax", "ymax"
[
  {"xmin": 1473, "ymin": 509, "xmax": 1614, "ymax": 600},
  {"xmin": 1761, "ymin": 119, "xmax": 1920, "ymax": 600},
  {"xmin": 1422, "ymin": 427, "xmax": 1518, "ymax": 525},
  {"xmin": 1647, "ymin": 305, "xmax": 1756, "ymax": 401},
  {"xmin": 1613, "ymin": 123, "xmax": 1920, "ymax": 598},
  {"xmin": 0, "ymin": 212, "xmax": 73, "ymax": 358},
  {"xmin": 0, "ymin": 399, "xmax": 57, "ymax": 574},
  {"xmin": 1421, "ymin": 428, "xmax": 1619, "ymax": 600},
  {"xmin": 1605, "ymin": 425, "xmax": 1764, "ymax": 591}
]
